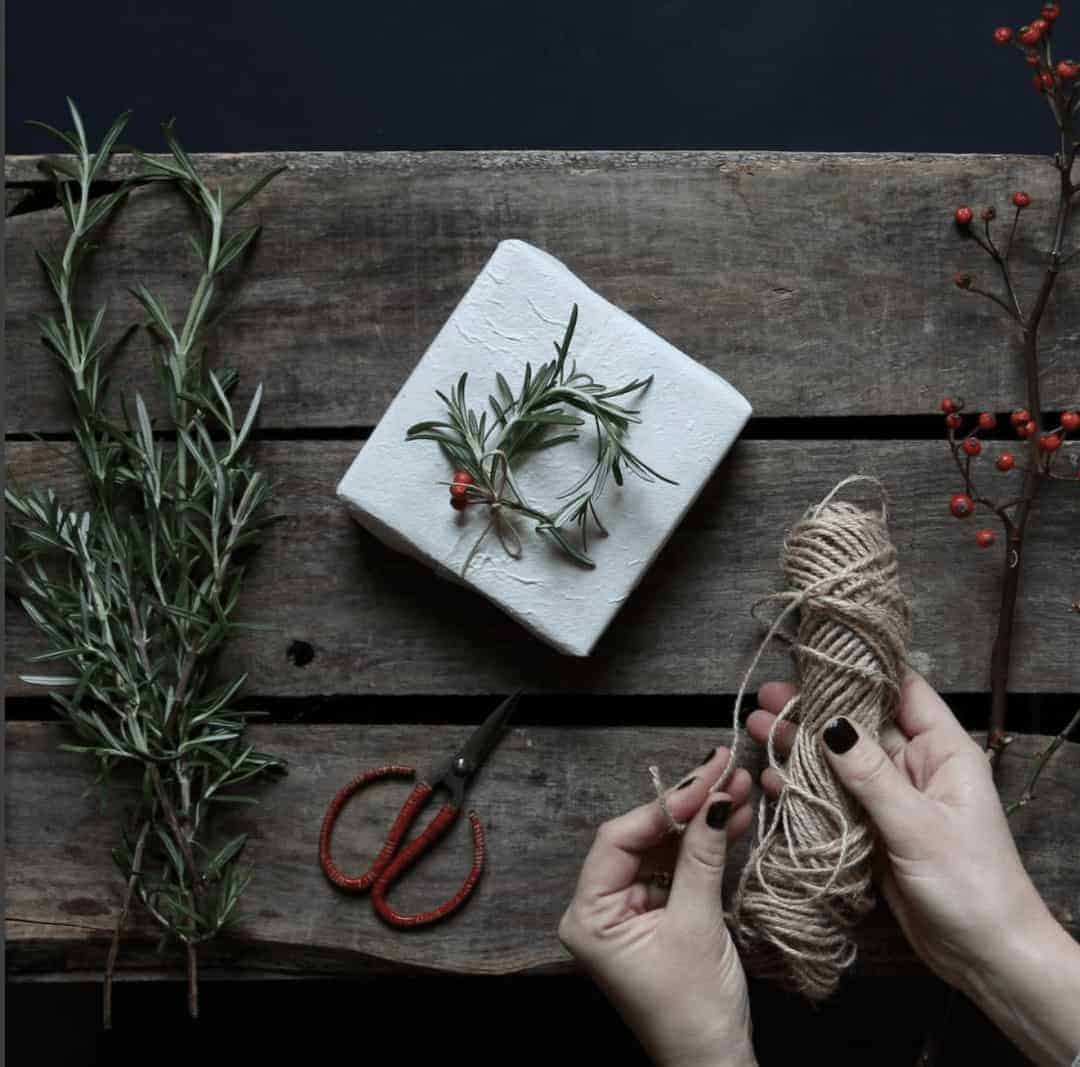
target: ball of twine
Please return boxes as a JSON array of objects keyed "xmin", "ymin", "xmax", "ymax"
[{"xmin": 720, "ymin": 475, "xmax": 910, "ymax": 1000}]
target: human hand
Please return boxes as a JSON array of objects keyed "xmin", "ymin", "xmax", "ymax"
[
  {"xmin": 557, "ymin": 748, "xmax": 758, "ymax": 1067},
  {"xmin": 745, "ymin": 669, "xmax": 1053, "ymax": 994}
]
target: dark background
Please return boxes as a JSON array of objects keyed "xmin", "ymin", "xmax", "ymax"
[
  {"xmin": 5, "ymin": 1, "xmax": 1059, "ymax": 1064},
  {"xmin": 3, "ymin": 0, "xmax": 1057, "ymax": 155}
]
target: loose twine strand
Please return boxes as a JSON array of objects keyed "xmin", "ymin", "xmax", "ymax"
[{"xmin": 650, "ymin": 475, "xmax": 911, "ymax": 1000}]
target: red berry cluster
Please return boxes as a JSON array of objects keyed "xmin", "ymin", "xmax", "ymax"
[
  {"xmin": 940, "ymin": 396, "xmax": 1080, "ymax": 545},
  {"xmin": 993, "ymin": 5, "xmax": 1079, "ymax": 94}
]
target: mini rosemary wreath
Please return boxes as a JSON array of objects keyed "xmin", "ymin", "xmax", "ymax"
[{"xmin": 407, "ymin": 304, "xmax": 676, "ymax": 573}]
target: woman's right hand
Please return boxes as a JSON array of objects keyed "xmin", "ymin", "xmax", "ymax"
[
  {"xmin": 746, "ymin": 670, "xmax": 1080, "ymax": 1067},
  {"xmin": 745, "ymin": 669, "xmax": 1051, "ymax": 992}
]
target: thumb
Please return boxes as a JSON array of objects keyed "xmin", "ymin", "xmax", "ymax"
[
  {"xmin": 821, "ymin": 715, "xmax": 928, "ymax": 853},
  {"xmin": 667, "ymin": 792, "xmax": 732, "ymax": 931}
]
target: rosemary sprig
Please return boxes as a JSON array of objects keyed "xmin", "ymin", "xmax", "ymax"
[
  {"xmin": 5, "ymin": 100, "xmax": 286, "ymax": 1025},
  {"xmin": 407, "ymin": 304, "xmax": 676, "ymax": 570}
]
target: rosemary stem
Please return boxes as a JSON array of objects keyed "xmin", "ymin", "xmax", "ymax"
[{"xmin": 103, "ymin": 819, "xmax": 150, "ymax": 1030}]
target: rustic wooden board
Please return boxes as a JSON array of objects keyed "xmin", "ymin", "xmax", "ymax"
[
  {"xmin": 8, "ymin": 151, "xmax": 1080, "ymax": 433},
  {"xmin": 7, "ymin": 439, "xmax": 1080, "ymax": 698},
  {"xmin": 7, "ymin": 722, "xmax": 1077, "ymax": 978}
]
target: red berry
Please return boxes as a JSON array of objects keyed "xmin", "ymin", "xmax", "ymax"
[
  {"xmin": 1034, "ymin": 71, "xmax": 1055, "ymax": 91},
  {"xmin": 1019, "ymin": 23, "xmax": 1043, "ymax": 44},
  {"xmin": 1039, "ymin": 432, "xmax": 1063, "ymax": 451},
  {"xmin": 450, "ymin": 497, "xmax": 469, "ymax": 511},
  {"xmin": 1026, "ymin": 50, "xmax": 1043, "ymax": 65},
  {"xmin": 941, "ymin": 397, "xmax": 960, "ymax": 413},
  {"xmin": 978, "ymin": 411, "xmax": 997, "ymax": 429},
  {"xmin": 1058, "ymin": 59, "xmax": 1080, "ymax": 79},
  {"xmin": 1043, "ymin": 4, "xmax": 1061, "ymax": 21},
  {"xmin": 962, "ymin": 437, "xmax": 983, "ymax": 456},
  {"xmin": 450, "ymin": 469, "xmax": 475, "ymax": 501},
  {"xmin": 955, "ymin": 206, "xmax": 974, "ymax": 225},
  {"xmin": 994, "ymin": 25, "xmax": 1014, "ymax": 43},
  {"xmin": 954, "ymin": 271, "xmax": 973, "ymax": 289},
  {"xmin": 996, "ymin": 452, "xmax": 1016, "ymax": 471},
  {"xmin": 1033, "ymin": 17, "xmax": 1051, "ymax": 32},
  {"xmin": 981, "ymin": 206, "xmax": 997, "ymax": 221},
  {"xmin": 946, "ymin": 412, "xmax": 964, "ymax": 430},
  {"xmin": 1012, "ymin": 191, "xmax": 1032, "ymax": 208},
  {"xmin": 976, "ymin": 529, "xmax": 996, "ymax": 549},
  {"xmin": 1062, "ymin": 410, "xmax": 1080, "ymax": 431},
  {"xmin": 1017, "ymin": 419, "xmax": 1037, "ymax": 438},
  {"xmin": 950, "ymin": 493, "xmax": 975, "ymax": 519},
  {"xmin": 1011, "ymin": 407, "xmax": 1032, "ymax": 425}
]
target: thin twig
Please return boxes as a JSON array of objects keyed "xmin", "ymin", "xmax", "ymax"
[{"xmin": 1005, "ymin": 707, "xmax": 1080, "ymax": 815}]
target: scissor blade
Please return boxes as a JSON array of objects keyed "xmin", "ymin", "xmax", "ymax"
[{"xmin": 458, "ymin": 689, "xmax": 520, "ymax": 774}]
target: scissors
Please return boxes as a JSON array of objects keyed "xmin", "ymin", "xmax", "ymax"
[{"xmin": 318, "ymin": 691, "xmax": 519, "ymax": 928}]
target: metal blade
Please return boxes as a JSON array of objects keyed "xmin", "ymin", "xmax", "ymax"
[{"xmin": 456, "ymin": 689, "xmax": 521, "ymax": 776}]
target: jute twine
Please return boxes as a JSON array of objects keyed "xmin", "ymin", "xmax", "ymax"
[{"xmin": 650, "ymin": 475, "xmax": 911, "ymax": 1000}]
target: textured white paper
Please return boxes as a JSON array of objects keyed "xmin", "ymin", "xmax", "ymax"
[{"xmin": 337, "ymin": 239, "xmax": 752, "ymax": 656}]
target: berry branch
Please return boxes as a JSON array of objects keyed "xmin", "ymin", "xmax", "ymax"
[{"xmin": 946, "ymin": 4, "xmax": 1080, "ymax": 761}]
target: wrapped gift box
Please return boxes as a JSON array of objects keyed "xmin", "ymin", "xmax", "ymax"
[{"xmin": 337, "ymin": 239, "xmax": 751, "ymax": 656}]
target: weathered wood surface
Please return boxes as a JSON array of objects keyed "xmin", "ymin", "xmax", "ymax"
[
  {"xmin": 7, "ymin": 722, "xmax": 1077, "ymax": 978},
  {"xmin": 7, "ymin": 439, "xmax": 1080, "ymax": 698},
  {"xmin": 8, "ymin": 151, "xmax": 1080, "ymax": 433}
]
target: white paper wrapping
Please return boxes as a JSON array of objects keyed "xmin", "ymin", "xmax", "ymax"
[{"xmin": 337, "ymin": 239, "xmax": 751, "ymax": 656}]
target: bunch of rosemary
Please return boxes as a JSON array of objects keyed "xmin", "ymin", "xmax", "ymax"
[
  {"xmin": 407, "ymin": 305, "xmax": 675, "ymax": 571},
  {"xmin": 5, "ymin": 101, "xmax": 286, "ymax": 1024}
]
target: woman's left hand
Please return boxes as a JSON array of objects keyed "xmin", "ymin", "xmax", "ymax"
[{"xmin": 557, "ymin": 747, "xmax": 758, "ymax": 1067}]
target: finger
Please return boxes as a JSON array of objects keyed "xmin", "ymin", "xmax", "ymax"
[
  {"xmin": 667, "ymin": 792, "xmax": 734, "ymax": 930},
  {"xmin": 757, "ymin": 681, "xmax": 797, "ymax": 716},
  {"xmin": 746, "ymin": 708, "xmax": 798, "ymax": 755},
  {"xmin": 761, "ymin": 765, "xmax": 784, "ymax": 799},
  {"xmin": 821, "ymin": 716, "xmax": 929, "ymax": 857},
  {"xmin": 651, "ymin": 747, "xmax": 751, "ymax": 815},
  {"xmin": 895, "ymin": 669, "xmax": 973, "ymax": 749},
  {"xmin": 749, "ymin": 706, "xmax": 906, "ymax": 766},
  {"xmin": 726, "ymin": 795, "xmax": 754, "ymax": 844},
  {"xmin": 575, "ymin": 748, "xmax": 731, "ymax": 898},
  {"xmin": 575, "ymin": 798, "xmax": 680, "ymax": 901}
]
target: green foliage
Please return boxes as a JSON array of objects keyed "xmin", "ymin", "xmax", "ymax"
[
  {"xmin": 407, "ymin": 304, "xmax": 676, "ymax": 570},
  {"xmin": 6, "ymin": 100, "xmax": 286, "ymax": 966}
]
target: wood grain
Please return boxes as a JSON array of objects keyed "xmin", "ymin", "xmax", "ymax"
[
  {"xmin": 7, "ymin": 439, "xmax": 1080, "ymax": 698},
  {"xmin": 8, "ymin": 151, "xmax": 1080, "ymax": 433},
  {"xmin": 7, "ymin": 722, "xmax": 1077, "ymax": 978}
]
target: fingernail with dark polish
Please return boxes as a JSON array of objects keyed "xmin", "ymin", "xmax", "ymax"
[
  {"xmin": 676, "ymin": 776, "xmax": 697, "ymax": 790},
  {"xmin": 701, "ymin": 748, "xmax": 717, "ymax": 766},
  {"xmin": 706, "ymin": 799, "xmax": 731, "ymax": 829},
  {"xmin": 823, "ymin": 716, "xmax": 858, "ymax": 754}
]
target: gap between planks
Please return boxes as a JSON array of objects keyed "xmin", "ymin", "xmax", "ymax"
[{"xmin": 6, "ymin": 723, "xmax": 1078, "ymax": 979}]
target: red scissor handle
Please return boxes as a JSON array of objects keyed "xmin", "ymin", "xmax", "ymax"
[
  {"xmin": 319, "ymin": 764, "xmax": 417, "ymax": 891},
  {"xmin": 318, "ymin": 766, "xmax": 486, "ymax": 927},
  {"xmin": 371, "ymin": 794, "xmax": 485, "ymax": 928}
]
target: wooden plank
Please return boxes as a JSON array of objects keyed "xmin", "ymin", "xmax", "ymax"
[
  {"xmin": 6, "ymin": 722, "xmax": 1077, "ymax": 978},
  {"xmin": 7, "ymin": 151, "xmax": 1079, "ymax": 432},
  {"xmin": 7, "ymin": 439, "xmax": 1080, "ymax": 697}
]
